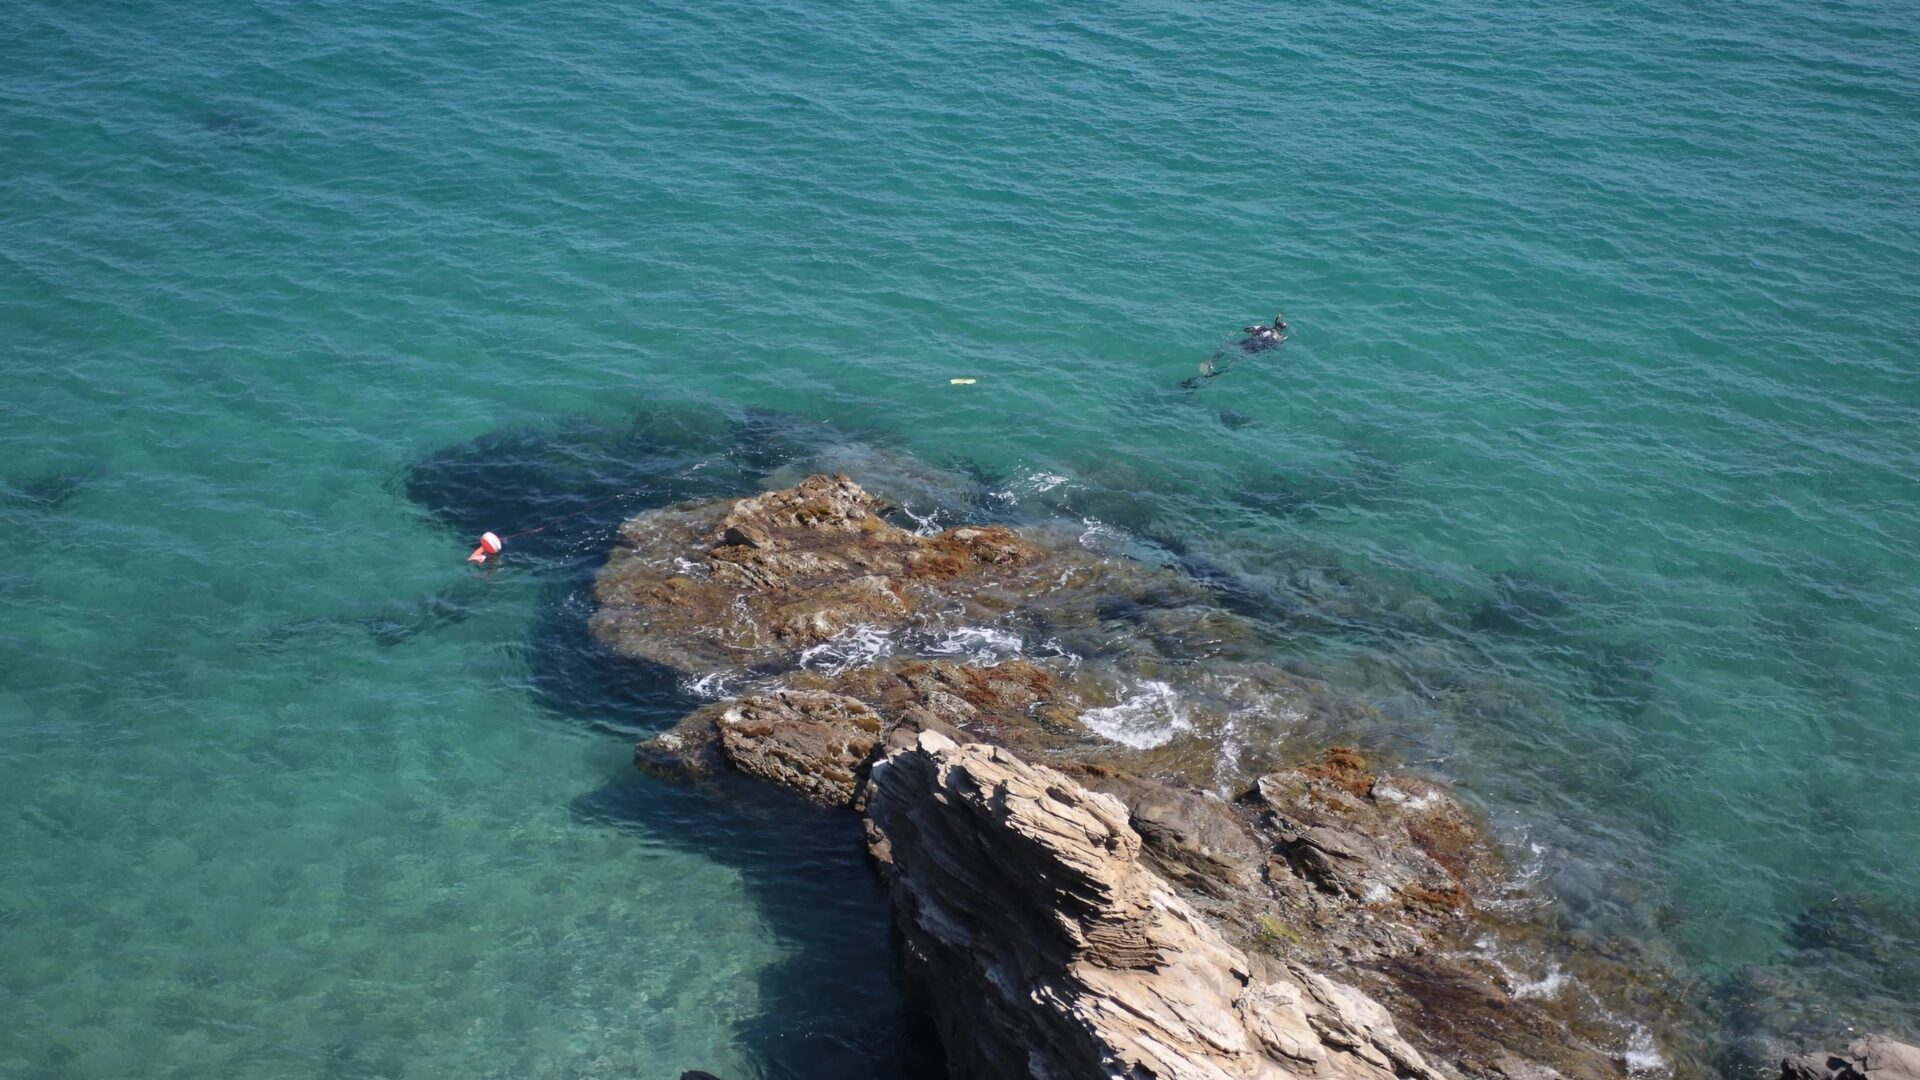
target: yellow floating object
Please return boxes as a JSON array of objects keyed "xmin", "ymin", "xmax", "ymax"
[{"xmin": 950, "ymin": 378, "xmax": 977, "ymax": 385}]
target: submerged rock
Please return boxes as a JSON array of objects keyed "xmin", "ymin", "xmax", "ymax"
[
  {"xmin": 2, "ymin": 468, "xmax": 95, "ymax": 513},
  {"xmin": 864, "ymin": 729, "xmax": 1438, "ymax": 1080}
]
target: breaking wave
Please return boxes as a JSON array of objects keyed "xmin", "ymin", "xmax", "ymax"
[
  {"xmin": 921, "ymin": 625, "xmax": 1024, "ymax": 665},
  {"xmin": 1080, "ymin": 680, "xmax": 1193, "ymax": 750},
  {"xmin": 797, "ymin": 625, "xmax": 896, "ymax": 675}
]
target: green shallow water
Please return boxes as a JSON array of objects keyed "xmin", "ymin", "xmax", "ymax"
[{"xmin": 4, "ymin": 0, "xmax": 1919, "ymax": 1075}]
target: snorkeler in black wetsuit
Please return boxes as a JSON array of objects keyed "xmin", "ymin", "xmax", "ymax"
[
  {"xmin": 1239, "ymin": 313, "xmax": 1288, "ymax": 352},
  {"xmin": 1182, "ymin": 313, "xmax": 1289, "ymax": 388}
]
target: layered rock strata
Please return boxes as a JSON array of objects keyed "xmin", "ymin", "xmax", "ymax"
[{"xmin": 864, "ymin": 729, "xmax": 1436, "ymax": 1080}]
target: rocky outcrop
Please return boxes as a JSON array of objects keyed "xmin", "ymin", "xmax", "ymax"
[
  {"xmin": 1784, "ymin": 1037, "xmax": 1920, "ymax": 1080},
  {"xmin": 602, "ymin": 477, "xmax": 1690, "ymax": 1079},
  {"xmin": 863, "ymin": 729, "xmax": 1438, "ymax": 1080}
]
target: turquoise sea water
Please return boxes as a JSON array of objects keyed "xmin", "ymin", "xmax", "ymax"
[{"xmin": 4, "ymin": 0, "xmax": 1918, "ymax": 1075}]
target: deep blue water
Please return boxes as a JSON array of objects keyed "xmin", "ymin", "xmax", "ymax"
[{"xmin": 4, "ymin": 0, "xmax": 1918, "ymax": 1076}]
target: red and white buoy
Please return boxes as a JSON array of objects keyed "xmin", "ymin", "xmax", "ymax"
[{"xmin": 467, "ymin": 531, "xmax": 503, "ymax": 564}]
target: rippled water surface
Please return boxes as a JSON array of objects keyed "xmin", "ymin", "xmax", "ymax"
[{"xmin": 4, "ymin": 0, "xmax": 1918, "ymax": 1075}]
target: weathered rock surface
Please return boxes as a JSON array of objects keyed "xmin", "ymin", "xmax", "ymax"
[
  {"xmin": 591, "ymin": 475, "xmax": 1057, "ymax": 672},
  {"xmin": 1087, "ymin": 771, "xmax": 1263, "ymax": 898},
  {"xmin": 711, "ymin": 688, "xmax": 884, "ymax": 804},
  {"xmin": 1784, "ymin": 1036, "xmax": 1920, "ymax": 1080},
  {"xmin": 863, "ymin": 729, "xmax": 1439, "ymax": 1080}
]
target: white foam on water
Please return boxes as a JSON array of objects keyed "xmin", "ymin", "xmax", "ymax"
[
  {"xmin": 1511, "ymin": 840, "xmax": 1551, "ymax": 889},
  {"xmin": 713, "ymin": 593, "xmax": 763, "ymax": 652},
  {"xmin": 1206, "ymin": 680, "xmax": 1307, "ymax": 793},
  {"xmin": 1372, "ymin": 780, "xmax": 1441, "ymax": 811},
  {"xmin": 1211, "ymin": 708, "xmax": 1251, "ymax": 796},
  {"xmin": 1030, "ymin": 637, "xmax": 1082, "ymax": 672},
  {"xmin": 924, "ymin": 625, "xmax": 1023, "ymax": 665},
  {"xmin": 1081, "ymin": 680, "xmax": 1193, "ymax": 749},
  {"xmin": 1078, "ymin": 517, "xmax": 1120, "ymax": 551},
  {"xmin": 1512, "ymin": 965, "xmax": 1571, "ymax": 1000},
  {"xmin": 1622, "ymin": 1025, "xmax": 1669, "ymax": 1075},
  {"xmin": 988, "ymin": 470, "xmax": 1073, "ymax": 504},
  {"xmin": 797, "ymin": 625, "xmax": 895, "ymax": 675},
  {"xmin": 1480, "ymin": 836, "xmax": 1554, "ymax": 914},
  {"xmin": 681, "ymin": 670, "xmax": 739, "ymax": 699},
  {"xmin": 898, "ymin": 503, "xmax": 945, "ymax": 536},
  {"xmin": 1469, "ymin": 936, "xmax": 1577, "ymax": 1005}
]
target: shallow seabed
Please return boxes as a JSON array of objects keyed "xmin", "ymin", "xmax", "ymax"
[{"xmin": 3, "ymin": 0, "xmax": 1918, "ymax": 1075}]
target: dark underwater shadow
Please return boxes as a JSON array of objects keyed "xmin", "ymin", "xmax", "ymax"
[
  {"xmin": 254, "ymin": 408, "xmax": 756, "ymax": 654},
  {"xmin": 398, "ymin": 402, "xmax": 946, "ymax": 1077},
  {"xmin": 193, "ymin": 109, "xmax": 267, "ymax": 141},
  {"xmin": 2, "ymin": 466, "xmax": 99, "ymax": 513},
  {"xmin": 1228, "ymin": 442, "xmax": 1402, "ymax": 524},
  {"xmin": 1468, "ymin": 570, "xmax": 1584, "ymax": 639},
  {"xmin": 399, "ymin": 408, "xmax": 739, "ymax": 562},
  {"xmin": 522, "ymin": 586, "xmax": 697, "ymax": 738},
  {"xmin": 1461, "ymin": 568, "xmax": 1664, "ymax": 722},
  {"xmin": 248, "ymin": 577, "xmax": 500, "ymax": 654},
  {"xmin": 570, "ymin": 772, "xmax": 945, "ymax": 1079}
]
